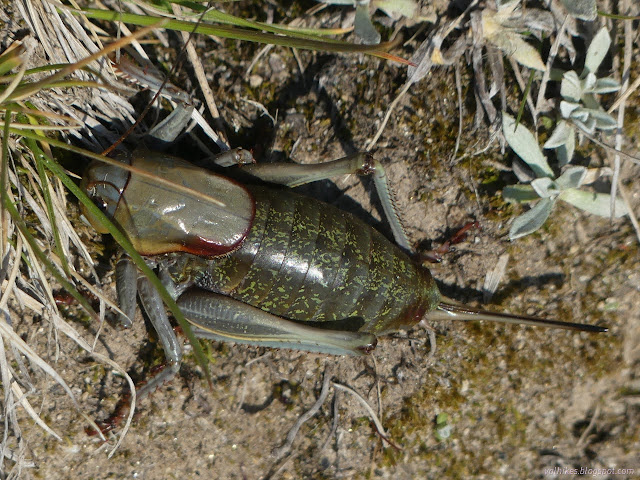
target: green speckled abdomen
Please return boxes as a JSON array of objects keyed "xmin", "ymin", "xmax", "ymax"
[{"xmin": 168, "ymin": 185, "xmax": 439, "ymax": 335}]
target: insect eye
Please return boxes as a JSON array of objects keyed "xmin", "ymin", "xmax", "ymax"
[
  {"xmin": 86, "ymin": 183, "xmax": 120, "ymax": 219},
  {"xmin": 86, "ymin": 187, "xmax": 106, "ymax": 210},
  {"xmin": 91, "ymin": 195, "xmax": 108, "ymax": 213}
]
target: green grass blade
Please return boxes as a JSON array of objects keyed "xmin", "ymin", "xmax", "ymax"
[
  {"xmin": 77, "ymin": 8, "xmax": 411, "ymax": 64},
  {"xmin": 2, "ymin": 191, "xmax": 99, "ymax": 323},
  {"xmin": 27, "ymin": 135, "xmax": 213, "ymax": 389},
  {"xmin": 143, "ymin": 1, "xmax": 351, "ymax": 39},
  {"xmin": 1, "ymin": 109, "xmax": 11, "ymax": 260},
  {"xmin": 7, "ymin": 21, "xmax": 167, "ymax": 102},
  {"xmin": 516, "ymin": 70, "xmax": 536, "ymax": 126},
  {"xmin": 0, "ymin": 43, "xmax": 24, "ymax": 76},
  {"xmin": 23, "ymin": 133, "xmax": 71, "ymax": 278}
]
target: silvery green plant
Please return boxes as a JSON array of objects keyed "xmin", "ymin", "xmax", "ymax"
[
  {"xmin": 544, "ymin": 27, "xmax": 621, "ymax": 166},
  {"xmin": 315, "ymin": 0, "xmax": 425, "ymax": 44},
  {"xmin": 560, "ymin": 0, "xmax": 597, "ymax": 21},
  {"xmin": 502, "ymin": 113, "xmax": 628, "ymax": 240},
  {"xmin": 480, "ymin": 0, "xmax": 550, "ymax": 72}
]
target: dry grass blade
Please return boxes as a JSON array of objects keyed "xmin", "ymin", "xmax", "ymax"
[
  {"xmin": 0, "ymin": 315, "xmax": 78, "ymax": 440},
  {"xmin": 0, "ymin": 63, "xmax": 27, "ymax": 105},
  {"xmin": 14, "ymin": 128, "xmax": 229, "ymax": 213},
  {"xmin": 45, "ymin": 304, "xmax": 137, "ymax": 456},
  {"xmin": 0, "ymin": 24, "xmax": 156, "ymax": 462},
  {"xmin": 170, "ymin": 3, "xmax": 227, "ymax": 145},
  {"xmin": 483, "ymin": 253, "xmax": 510, "ymax": 302},
  {"xmin": 78, "ymin": 7, "xmax": 412, "ymax": 64},
  {"xmin": 610, "ymin": 6, "xmax": 640, "ymax": 243},
  {"xmin": 332, "ymin": 382, "xmax": 389, "ymax": 443},
  {"xmin": 273, "ymin": 365, "xmax": 333, "ymax": 461},
  {"xmin": 365, "ymin": 81, "xmax": 412, "ymax": 150},
  {"xmin": 8, "ymin": 22, "xmax": 167, "ymax": 102},
  {"xmin": 0, "ymin": 324, "xmax": 30, "ymax": 469},
  {"xmin": 367, "ymin": 2, "xmax": 476, "ymax": 150}
]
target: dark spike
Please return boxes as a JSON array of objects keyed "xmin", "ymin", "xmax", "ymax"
[{"xmin": 436, "ymin": 302, "xmax": 608, "ymax": 333}]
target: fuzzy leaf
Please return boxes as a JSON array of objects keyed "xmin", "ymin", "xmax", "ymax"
[
  {"xmin": 589, "ymin": 108, "xmax": 618, "ymax": 130},
  {"xmin": 509, "ymin": 198, "xmax": 555, "ymax": 240},
  {"xmin": 582, "ymin": 167, "xmax": 613, "ymax": 185},
  {"xmin": 502, "ymin": 113, "xmax": 554, "ymax": 178},
  {"xmin": 593, "ymin": 77, "xmax": 621, "ymax": 94},
  {"xmin": 544, "ymin": 120, "xmax": 573, "ymax": 149},
  {"xmin": 582, "ymin": 72, "xmax": 597, "ymax": 91},
  {"xmin": 560, "ymin": 71, "xmax": 582, "ymax": 101},
  {"xmin": 556, "ymin": 166, "xmax": 586, "ymax": 189},
  {"xmin": 569, "ymin": 106, "xmax": 590, "ymax": 122},
  {"xmin": 374, "ymin": 0, "xmax": 419, "ymax": 18},
  {"xmin": 560, "ymin": 100, "xmax": 580, "ymax": 118},
  {"xmin": 559, "ymin": 189, "xmax": 628, "ymax": 217},
  {"xmin": 573, "ymin": 116, "xmax": 596, "ymax": 135},
  {"xmin": 512, "ymin": 158, "xmax": 536, "ymax": 183},
  {"xmin": 581, "ymin": 92, "xmax": 601, "ymax": 110},
  {"xmin": 557, "ymin": 128, "xmax": 575, "ymax": 167},
  {"xmin": 316, "ymin": 0, "xmax": 355, "ymax": 5},
  {"xmin": 560, "ymin": 0, "xmax": 596, "ymax": 21},
  {"xmin": 503, "ymin": 184, "xmax": 540, "ymax": 203},
  {"xmin": 354, "ymin": 1, "xmax": 381, "ymax": 44},
  {"xmin": 488, "ymin": 32, "xmax": 546, "ymax": 71},
  {"xmin": 584, "ymin": 27, "xmax": 611, "ymax": 75},
  {"xmin": 531, "ymin": 177, "xmax": 560, "ymax": 198}
]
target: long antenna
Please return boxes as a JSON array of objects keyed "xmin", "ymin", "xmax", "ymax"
[{"xmin": 435, "ymin": 302, "xmax": 607, "ymax": 333}]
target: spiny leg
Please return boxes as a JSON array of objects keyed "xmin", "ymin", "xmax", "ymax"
[
  {"xmin": 115, "ymin": 254, "xmax": 137, "ymax": 328},
  {"xmin": 88, "ymin": 273, "xmax": 184, "ymax": 436},
  {"xmin": 177, "ymin": 289, "xmax": 377, "ymax": 356},
  {"xmin": 145, "ymin": 101, "xmax": 194, "ymax": 150},
  {"xmin": 135, "ymin": 275, "xmax": 183, "ymax": 399},
  {"xmin": 114, "ymin": 54, "xmax": 228, "ymax": 150}
]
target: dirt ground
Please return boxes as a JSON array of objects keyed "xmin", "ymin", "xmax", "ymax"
[{"xmin": 3, "ymin": 1, "xmax": 640, "ymax": 479}]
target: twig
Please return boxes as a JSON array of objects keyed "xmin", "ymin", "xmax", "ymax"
[
  {"xmin": 535, "ymin": 16, "xmax": 568, "ymax": 117},
  {"xmin": 332, "ymin": 382, "xmax": 395, "ymax": 447},
  {"xmin": 577, "ymin": 404, "xmax": 601, "ymax": 447},
  {"xmin": 236, "ymin": 352, "xmax": 272, "ymax": 412},
  {"xmin": 367, "ymin": 1, "xmax": 477, "ymax": 150},
  {"xmin": 578, "ymin": 129, "xmax": 640, "ymax": 166},
  {"xmin": 608, "ymin": 76, "xmax": 640, "ymax": 115},
  {"xmin": 240, "ymin": 98, "xmax": 276, "ymax": 124},
  {"xmin": 450, "ymin": 65, "xmax": 463, "ymax": 164},
  {"xmin": 611, "ymin": 2, "xmax": 639, "ymax": 243},
  {"xmin": 172, "ymin": 4, "xmax": 228, "ymax": 145},
  {"xmin": 319, "ymin": 392, "xmax": 340, "ymax": 453},
  {"xmin": 617, "ymin": 182, "xmax": 640, "ymax": 243},
  {"xmin": 365, "ymin": 81, "xmax": 411, "ymax": 151},
  {"xmin": 371, "ymin": 356, "xmax": 383, "ymax": 428},
  {"xmin": 273, "ymin": 365, "xmax": 333, "ymax": 461}
]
